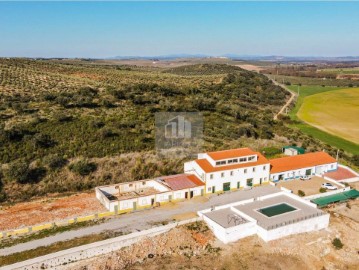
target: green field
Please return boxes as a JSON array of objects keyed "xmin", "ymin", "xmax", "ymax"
[
  {"xmin": 319, "ymin": 68, "xmax": 359, "ymax": 75},
  {"xmin": 287, "ymin": 85, "xmax": 359, "ymax": 155},
  {"xmin": 298, "ymin": 88, "xmax": 359, "ymax": 145}
]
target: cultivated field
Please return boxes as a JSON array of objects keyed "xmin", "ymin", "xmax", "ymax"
[{"xmin": 298, "ymin": 88, "xmax": 359, "ymax": 145}]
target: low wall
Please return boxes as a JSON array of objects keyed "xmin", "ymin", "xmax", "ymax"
[
  {"xmin": 304, "ymin": 187, "xmax": 351, "ymax": 201},
  {"xmin": 1, "ymin": 218, "xmax": 201, "ymax": 270}
]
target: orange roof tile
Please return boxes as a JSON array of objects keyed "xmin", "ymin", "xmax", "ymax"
[
  {"xmin": 270, "ymin": 152, "xmax": 337, "ymax": 174},
  {"xmin": 206, "ymin": 148, "xmax": 256, "ymax": 161},
  {"xmin": 161, "ymin": 174, "xmax": 204, "ymax": 191},
  {"xmin": 195, "ymin": 152, "xmax": 270, "ymax": 173}
]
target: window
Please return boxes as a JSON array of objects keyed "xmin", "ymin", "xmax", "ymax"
[
  {"xmin": 210, "ymin": 174, "xmax": 213, "ymax": 180},
  {"xmin": 263, "ymin": 166, "xmax": 266, "ymax": 170},
  {"xmin": 207, "ymin": 187, "xmax": 212, "ymax": 192},
  {"xmin": 142, "ymin": 181, "xmax": 146, "ymax": 185},
  {"xmin": 233, "ymin": 159, "xmax": 238, "ymax": 163},
  {"xmin": 216, "ymin": 161, "xmax": 221, "ymax": 166},
  {"xmin": 129, "ymin": 184, "xmax": 133, "ymax": 187},
  {"xmin": 221, "ymin": 172, "xmax": 224, "ymax": 178},
  {"xmin": 230, "ymin": 171, "xmax": 233, "ymax": 176},
  {"xmin": 248, "ymin": 156, "xmax": 255, "ymax": 161},
  {"xmin": 220, "ymin": 161, "xmax": 226, "ymax": 165},
  {"xmin": 237, "ymin": 182, "xmax": 240, "ymax": 189},
  {"xmin": 159, "ymin": 195, "xmax": 164, "ymax": 201},
  {"xmin": 253, "ymin": 167, "xmax": 256, "ymax": 172},
  {"xmin": 331, "ymin": 164, "xmax": 334, "ymax": 169},
  {"xmin": 264, "ymin": 177, "xmax": 267, "ymax": 181},
  {"xmin": 240, "ymin": 157, "xmax": 247, "ymax": 162},
  {"xmin": 244, "ymin": 169, "xmax": 247, "ymax": 174},
  {"xmin": 228, "ymin": 159, "xmax": 233, "ymax": 164}
]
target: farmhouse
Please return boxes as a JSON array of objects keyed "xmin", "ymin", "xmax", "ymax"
[
  {"xmin": 96, "ymin": 148, "xmax": 339, "ymax": 211},
  {"xmin": 198, "ymin": 187, "xmax": 329, "ymax": 243},
  {"xmin": 184, "ymin": 148, "xmax": 271, "ymax": 193},
  {"xmin": 270, "ymin": 152, "xmax": 337, "ymax": 181}
]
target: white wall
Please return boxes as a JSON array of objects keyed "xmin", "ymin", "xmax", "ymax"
[
  {"xmin": 257, "ymin": 213, "xmax": 330, "ymax": 242},
  {"xmin": 205, "ymin": 163, "xmax": 270, "ymax": 193}
]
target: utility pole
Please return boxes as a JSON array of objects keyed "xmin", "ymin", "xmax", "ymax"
[{"xmin": 336, "ymin": 149, "xmax": 339, "ymax": 161}]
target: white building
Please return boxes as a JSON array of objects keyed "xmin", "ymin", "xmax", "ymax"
[
  {"xmin": 270, "ymin": 152, "xmax": 338, "ymax": 181},
  {"xmin": 96, "ymin": 174, "xmax": 204, "ymax": 212},
  {"xmin": 184, "ymin": 148, "xmax": 271, "ymax": 194},
  {"xmin": 198, "ymin": 187, "xmax": 330, "ymax": 243}
]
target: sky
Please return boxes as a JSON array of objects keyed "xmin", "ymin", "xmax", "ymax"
[{"xmin": 0, "ymin": 1, "xmax": 359, "ymax": 58}]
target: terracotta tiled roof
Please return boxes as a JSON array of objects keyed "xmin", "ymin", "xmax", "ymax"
[
  {"xmin": 161, "ymin": 174, "xmax": 204, "ymax": 191},
  {"xmin": 270, "ymin": 152, "xmax": 337, "ymax": 174},
  {"xmin": 206, "ymin": 148, "xmax": 256, "ymax": 161},
  {"xmin": 195, "ymin": 152, "xmax": 270, "ymax": 173},
  {"xmin": 324, "ymin": 167, "xmax": 358, "ymax": 181}
]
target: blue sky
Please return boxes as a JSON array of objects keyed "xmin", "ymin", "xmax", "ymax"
[{"xmin": 0, "ymin": 1, "xmax": 358, "ymax": 58}]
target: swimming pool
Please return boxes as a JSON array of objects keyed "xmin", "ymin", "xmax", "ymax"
[{"xmin": 258, "ymin": 203, "xmax": 297, "ymax": 217}]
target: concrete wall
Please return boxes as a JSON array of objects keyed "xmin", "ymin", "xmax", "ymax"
[
  {"xmin": 202, "ymin": 214, "xmax": 257, "ymax": 244},
  {"xmin": 2, "ymin": 218, "xmax": 201, "ymax": 270},
  {"xmin": 257, "ymin": 213, "xmax": 330, "ymax": 242}
]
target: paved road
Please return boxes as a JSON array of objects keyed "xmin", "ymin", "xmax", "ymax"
[
  {"xmin": 0, "ymin": 186, "xmax": 279, "ymax": 256},
  {"xmin": 265, "ymin": 75, "xmax": 297, "ymax": 120}
]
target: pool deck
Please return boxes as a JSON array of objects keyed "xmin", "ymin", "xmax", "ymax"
[{"xmin": 234, "ymin": 194, "xmax": 323, "ymax": 230}]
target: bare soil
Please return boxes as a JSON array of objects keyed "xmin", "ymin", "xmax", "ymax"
[
  {"xmin": 66, "ymin": 200, "xmax": 359, "ymax": 270},
  {"xmin": 0, "ymin": 193, "xmax": 105, "ymax": 231}
]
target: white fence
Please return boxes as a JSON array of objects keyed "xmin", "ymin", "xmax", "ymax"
[{"xmin": 1, "ymin": 218, "xmax": 201, "ymax": 270}]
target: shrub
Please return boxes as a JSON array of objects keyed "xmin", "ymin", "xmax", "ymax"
[
  {"xmin": 6, "ymin": 160, "xmax": 30, "ymax": 183},
  {"xmin": 319, "ymin": 187, "xmax": 327, "ymax": 193},
  {"xmin": 298, "ymin": 190, "xmax": 305, "ymax": 197},
  {"xmin": 69, "ymin": 159, "xmax": 97, "ymax": 176},
  {"xmin": 32, "ymin": 133, "xmax": 55, "ymax": 148},
  {"xmin": 43, "ymin": 154, "xmax": 68, "ymax": 171},
  {"xmin": 332, "ymin": 238, "xmax": 343, "ymax": 249}
]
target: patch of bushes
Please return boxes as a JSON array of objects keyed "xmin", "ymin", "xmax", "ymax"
[
  {"xmin": 43, "ymin": 154, "xmax": 68, "ymax": 171},
  {"xmin": 69, "ymin": 159, "xmax": 97, "ymax": 176}
]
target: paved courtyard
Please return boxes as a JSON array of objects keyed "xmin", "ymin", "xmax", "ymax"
[{"xmin": 276, "ymin": 176, "xmax": 342, "ymax": 196}]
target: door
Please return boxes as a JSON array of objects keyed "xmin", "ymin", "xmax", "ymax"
[
  {"xmin": 190, "ymin": 191, "xmax": 194, "ymax": 198},
  {"xmin": 201, "ymin": 189, "xmax": 204, "ymax": 196},
  {"xmin": 246, "ymin": 178, "xmax": 253, "ymax": 187},
  {"xmin": 133, "ymin": 202, "xmax": 137, "ymax": 211},
  {"xmin": 306, "ymin": 169, "xmax": 312, "ymax": 175},
  {"xmin": 151, "ymin": 198, "xmax": 155, "ymax": 206},
  {"xmin": 185, "ymin": 192, "xmax": 189, "ymax": 199},
  {"xmin": 223, "ymin": 182, "xmax": 231, "ymax": 191},
  {"xmin": 212, "ymin": 186, "xmax": 215, "ymax": 193},
  {"xmin": 169, "ymin": 195, "xmax": 172, "ymax": 202}
]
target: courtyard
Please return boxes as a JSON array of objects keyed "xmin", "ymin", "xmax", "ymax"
[{"xmin": 276, "ymin": 176, "xmax": 342, "ymax": 196}]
